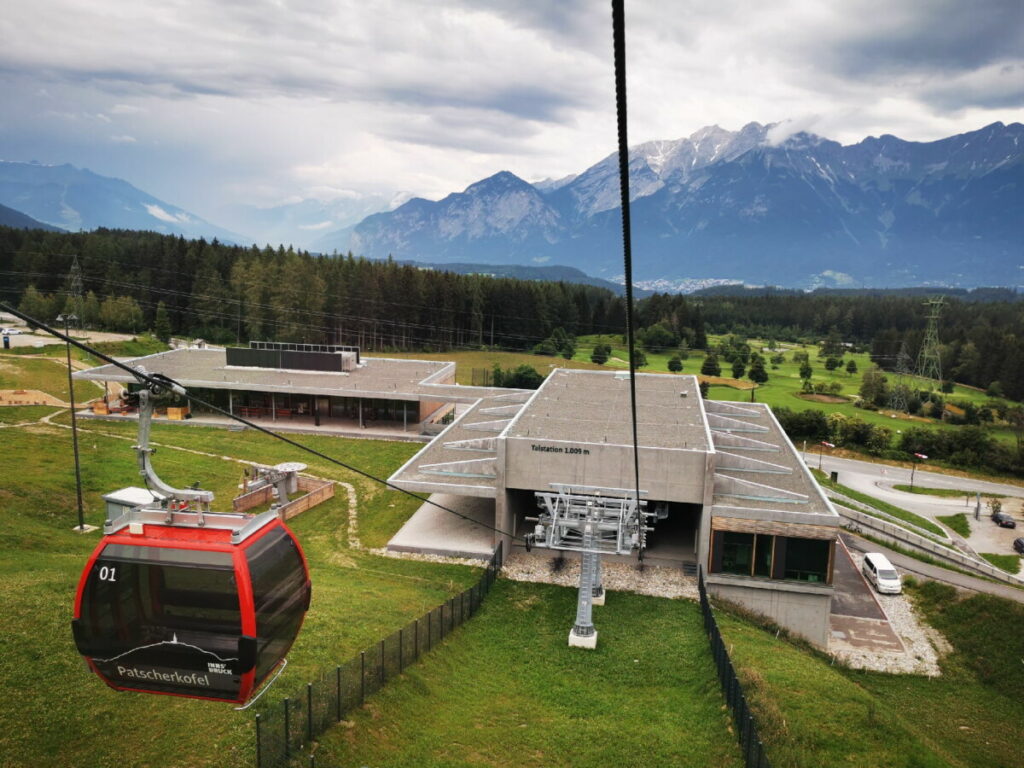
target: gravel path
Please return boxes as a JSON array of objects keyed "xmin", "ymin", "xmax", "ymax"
[
  {"xmin": 500, "ymin": 551, "xmax": 698, "ymax": 600},
  {"xmin": 840, "ymin": 550, "xmax": 948, "ymax": 676}
]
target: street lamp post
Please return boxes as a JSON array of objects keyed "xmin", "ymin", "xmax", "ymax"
[
  {"xmin": 909, "ymin": 452, "xmax": 928, "ymax": 490},
  {"xmin": 57, "ymin": 313, "xmax": 86, "ymax": 532},
  {"xmin": 819, "ymin": 441, "xmax": 835, "ymax": 471}
]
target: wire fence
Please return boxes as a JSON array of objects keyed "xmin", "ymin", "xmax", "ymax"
[
  {"xmin": 697, "ymin": 566, "xmax": 772, "ymax": 768},
  {"xmin": 254, "ymin": 542, "xmax": 503, "ymax": 768}
]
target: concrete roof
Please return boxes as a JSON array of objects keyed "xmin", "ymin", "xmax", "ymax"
[
  {"xmin": 388, "ymin": 390, "xmax": 533, "ymax": 498},
  {"xmin": 73, "ymin": 347, "xmax": 523, "ymax": 404},
  {"xmin": 504, "ymin": 369, "xmax": 710, "ymax": 451},
  {"xmin": 708, "ymin": 401, "xmax": 838, "ymax": 519}
]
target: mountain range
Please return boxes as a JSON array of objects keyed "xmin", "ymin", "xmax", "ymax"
[
  {"xmin": 0, "ymin": 161, "xmax": 242, "ymax": 243},
  {"xmin": 1, "ymin": 121, "xmax": 1021, "ymax": 289},
  {"xmin": 344, "ymin": 121, "xmax": 1023, "ymax": 288}
]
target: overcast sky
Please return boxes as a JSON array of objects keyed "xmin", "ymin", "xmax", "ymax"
[{"xmin": 2, "ymin": 0, "xmax": 1022, "ymax": 219}]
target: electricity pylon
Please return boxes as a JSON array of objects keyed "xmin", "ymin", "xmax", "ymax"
[
  {"xmin": 889, "ymin": 340, "xmax": 913, "ymax": 412},
  {"xmin": 915, "ymin": 296, "xmax": 945, "ymax": 388}
]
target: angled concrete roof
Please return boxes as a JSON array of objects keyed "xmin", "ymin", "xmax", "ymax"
[
  {"xmin": 388, "ymin": 390, "xmax": 533, "ymax": 498},
  {"xmin": 706, "ymin": 400, "xmax": 838, "ymax": 521}
]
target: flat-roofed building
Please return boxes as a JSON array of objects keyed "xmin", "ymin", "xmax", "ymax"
[
  {"xmin": 73, "ymin": 341, "xmax": 522, "ymax": 436},
  {"xmin": 390, "ymin": 368, "xmax": 840, "ymax": 647}
]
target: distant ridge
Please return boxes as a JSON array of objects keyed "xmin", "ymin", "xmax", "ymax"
[
  {"xmin": 397, "ymin": 261, "xmax": 649, "ymax": 297},
  {"xmin": 0, "ymin": 202, "xmax": 63, "ymax": 232},
  {"xmin": 0, "ymin": 161, "xmax": 244, "ymax": 243},
  {"xmin": 344, "ymin": 121, "xmax": 1024, "ymax": 289}
]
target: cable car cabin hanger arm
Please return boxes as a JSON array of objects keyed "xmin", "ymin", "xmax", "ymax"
[{"xmin": 132, "ymin": 387, "xmax": 214, "ymax": 509}]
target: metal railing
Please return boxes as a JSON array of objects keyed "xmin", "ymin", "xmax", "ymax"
[
  {"xmin": 698, "ymin": 566, "xmax": 772, "ymax": 768},
  {"xmin": 824, "ymin": 488, "xmax": 953, "ymax": 543},
  {"xmin": 835, "ymin": 503, "xmax": 1024, "ymax": 586},
  {"xmin": 254, "ymin": 542, "xmax": 503, "ymax": 768}
]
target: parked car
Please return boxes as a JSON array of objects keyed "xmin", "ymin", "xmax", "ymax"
[
  {"xmin": 862, "ymin": 552, "xmax": 902, "ymax": 594},
  {"xmin": 0, "ymin": 328, "xmax": 22, "ymax": 335},
  {"xmin": 992, "ymin": 511, "xmax": 1017, "ymax": 528},
  {"xmin": 1013, "ymin": 538, "xmax": 1024, "ymax": 555}
]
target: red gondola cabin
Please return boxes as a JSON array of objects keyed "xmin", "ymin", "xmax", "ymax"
[{"xmin": 72, "ymin": 510, "xmax": 310, "ymax": 704}]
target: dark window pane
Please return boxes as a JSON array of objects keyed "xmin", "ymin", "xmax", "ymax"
[
  {"xmin": 753, "ymin": 534, "xmax": 773, "ymax": 577},
  {"xmin": 245, "ymin": 527, "xmax": 308, "ymax": 682},
  {"xmin": 77, "ymin": 550, "xmax": 242, "ymax": 698},
  {"xmin": 720, "ymin": 532, "xmax": 754, "ymax": 576},
  {"xmin": 782, "ymin": 537, "xmax": 831, "ymax": 583}
]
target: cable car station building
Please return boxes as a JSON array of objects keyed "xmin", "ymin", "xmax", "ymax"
[
  {"xmin": 77, "ymin": 347, "xmax": 840, "ymax": 647},
  {"xmin": 389, "ymin": 369, "xmax": 841, "ymax": 648}
]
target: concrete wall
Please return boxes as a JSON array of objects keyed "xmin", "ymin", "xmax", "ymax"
[
  {"xmin": 419, "ymin": 399, "xmax": 448, "ymax": 422},
  {"xmin": 503, "ymin": 437, "xmax": 708, "ymax": 503},
  {"xmin": 706, "ymin": 575, "xmax": 833, "ymax": 648}
]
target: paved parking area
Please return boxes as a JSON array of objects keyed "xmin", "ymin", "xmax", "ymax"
[{"xmin": 829, "ymin": 541, "xmax": 905, "ymax": 654}]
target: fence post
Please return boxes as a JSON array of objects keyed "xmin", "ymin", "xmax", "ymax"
[
  {"xmin": 255, "ymin": 713, "xmax": 262, "ymax": 768},
  {"xmin": 360, "ymin": 652, "xmax": 365, "ymax": 705},
  {"xmin": 336, "ymin": 665, "xmax": 342, "ymax": 722},
  {"xmin": 307, "ymin": 682, "xmax": 314, "ymax": 744},
  {"xmin": 283, "ymin": 697, "xmax": 291, "ymax": 759}
]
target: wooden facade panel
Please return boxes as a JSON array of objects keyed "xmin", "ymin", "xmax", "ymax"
[{"xmin": 712, "ymin": 516, "xmax": 836, "ymax": 540}]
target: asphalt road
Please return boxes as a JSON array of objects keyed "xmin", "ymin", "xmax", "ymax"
[{"xmin": 801, "ymin": 451, "xmax": 1024, "ymax": 522}]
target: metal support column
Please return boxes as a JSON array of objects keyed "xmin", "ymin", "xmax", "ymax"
[
  {"xmin": 591, "ymin": 553, "xmax": 605, "ymax": 606},
  {"xmin": 568, "ymin": 519, "xmax": 598, "ymax": 649}
]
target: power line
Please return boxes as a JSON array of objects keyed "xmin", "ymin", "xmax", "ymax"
[{"xmin": 0, "ymin": 300, "xmax": 526, "ymax": 544}]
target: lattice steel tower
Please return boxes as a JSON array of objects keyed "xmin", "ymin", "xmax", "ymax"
[
  {"xmin": 889, "ymin": 340, "xmax": 913, "ymax": 412},
  {"xmin": 915, "ymin": 296, "xmax": 945, "ymax": 387},
  {"xmin": 66, "ymin": 254, "xmax": 84, "ymax": 324}
]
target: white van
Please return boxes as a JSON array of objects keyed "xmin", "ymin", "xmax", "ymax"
[{"xmin": 862, "ymin": 552, "xmax": 902, "ymax": 594}]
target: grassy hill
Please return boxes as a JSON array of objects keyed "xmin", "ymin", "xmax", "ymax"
[{"xmin": 1, "ymin": 364, "xmax": 1022, "ymax": 767}]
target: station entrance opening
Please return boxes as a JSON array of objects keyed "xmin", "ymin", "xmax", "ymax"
[{"xmin": 642, "ymin": 502, "xmax": 701, "ymax": 567}]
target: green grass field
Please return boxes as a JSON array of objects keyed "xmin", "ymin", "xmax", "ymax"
[
  {"xmin": 894, "ymin": 484, "xmax": 1006, "ymax": 499},
  {"xmin": 313, "ymin": 579, "xmax": 743, "ymax": 768},
  {"xmin": 979, "ymin": 553, "xmax": 1022, "ymax": 574},
  {"xmin": 717, "ymin": 580, "xmax": 1024, "ymax": 768},
  {"xmin": 936, "ymin": 513, "xmax": 971, "ymax": 538},
  {"xmin": 0, "ymin": 422, "xmax": 477, "ymax": 768},
  {"xmin": 0, "ymin": 405, "xmax": 62, "ymax": 424},
  {"xmin": 0, "ymin": 354, "xmax": 98, "ymax": 402}
]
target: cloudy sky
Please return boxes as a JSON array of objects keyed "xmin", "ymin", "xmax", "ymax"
[{"xmin": 2, "ymin": 0, "xmax": 1022, "ymax": 219}]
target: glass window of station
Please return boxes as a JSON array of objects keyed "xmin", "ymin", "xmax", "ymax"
[{"xmin": 710, "ymin": 530, "xmax": 833, "ymax": 584}]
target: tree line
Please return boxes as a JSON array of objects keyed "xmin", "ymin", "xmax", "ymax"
[
  {"xmin": 2, "ymin": 226, "xmax": 1021, "ymax": 399},
  {"xmin": 0, "ymin": 227, "xmax": 628, "ymax": 351}
]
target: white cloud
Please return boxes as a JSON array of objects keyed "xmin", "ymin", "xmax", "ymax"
[
  {"xmin": 298, "ymin": 220, "xmax": 334, "ymax": 230},
  {"xmin": 0, "ymin": 0, "xmax": 1019, "ymax": 218}
]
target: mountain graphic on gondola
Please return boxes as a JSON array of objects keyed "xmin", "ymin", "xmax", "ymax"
[{"xmin": 93, "ymin": 633, "xmax": 238, "ymax": 665}]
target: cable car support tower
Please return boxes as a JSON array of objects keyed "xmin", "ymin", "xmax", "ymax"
[{"xmin": 526, "ymin": 485, "xmax": 659, "ymax": 648}]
